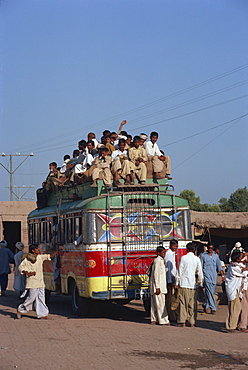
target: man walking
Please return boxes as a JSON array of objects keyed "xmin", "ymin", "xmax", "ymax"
[
  {"xmin": 0, "ymin": 240, "xmax": 14, "ymax": 296},
  {"xmin": 17, "ymin": 244, "xmax": 62, "ymax": 319},
  {"xmin": 150, "ymin": 246, "xmax": 169, "ymax": 325},
  {"xmin": 200, "ymin": 242, "xmax": 225, "ymax": 314},
  {"xmin": 175, "ymin": 243, "xmax": 203, "ymax": 327}
]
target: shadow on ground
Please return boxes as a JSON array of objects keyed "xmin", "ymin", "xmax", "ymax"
[{"xmin": 130, "ymin": 349, "xmax": 248, "ymax": 369}]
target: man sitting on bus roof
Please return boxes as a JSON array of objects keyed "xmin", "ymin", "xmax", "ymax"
[
  {"xmin": 101, "ymin": 135, "xmax": 116, "ymax": 155},
  {"xmin": 87, "ymin": 132, "xmax": 98, "ymax": 148},
  {"xmin": 111, "ymin": 139, "xmax": 134, "ymax": 186},
  {"xmin": 128, "ymin": 136, "xmax": 147, "ymax": 185},
  {"xmin": 90, "ymin": 147, "xmax": 112, "ymax": 188},
  {"xmin": 144, "ymin": 131, "xmax": 172, "ymax": 180}
]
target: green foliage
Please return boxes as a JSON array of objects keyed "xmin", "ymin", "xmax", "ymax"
[
  {"xmin": 180, "ymin": 187, "xmax": 248, "ymax": 212},
  {"xmin": 219, "ymin": 187, "xmax": 248, "ymax": 212},
  {"xmin": 179, "ymin": 189, "xmax": 220, "ymax": 212}
]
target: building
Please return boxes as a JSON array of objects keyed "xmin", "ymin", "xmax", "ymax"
[
  {"xmin": 191, "ymin": 210, "xmax": 248, "ymax": 262},
  {"xmin": 0, "ymin": 201, "xmax": 36, "ymax": 253}
]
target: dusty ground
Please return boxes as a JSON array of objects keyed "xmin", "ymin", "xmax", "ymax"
[{"xmin": 0, "ymin": 276, "xmax": 248, "ymax": 370}]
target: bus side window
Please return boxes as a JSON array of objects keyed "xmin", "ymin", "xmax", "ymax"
[
  {"xmin": 28, "ymin": 222, "xmax": 33, "ymax": 244},
  {"xmin": 59, "ymin": 218, "xmax": 65, "ymax": 245}
]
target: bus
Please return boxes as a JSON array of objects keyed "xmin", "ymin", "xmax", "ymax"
[{"xmin": 28, "ymin": 178, "xmax": 191, "ymax": 316}]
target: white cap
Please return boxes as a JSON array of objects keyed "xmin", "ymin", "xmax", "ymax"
[
  {"xmin": 15, "ymin": 242, "xmax": 24, "ymax": 250},
  {"xmin": 234, "ymin": 242, "xmax": 242, "ymax": 248},
  {"xmin": 0, "ymin": 240, "xmax": 7, "ymax": 247}
]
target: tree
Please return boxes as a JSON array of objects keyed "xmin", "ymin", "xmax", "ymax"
[
  {"xmin": 180, "ymin": 189, "xmax": 221, "ymax": 212},
  {"xmin": 219, "ymin": 187, "xmax": 248, "ymax": 212},
  {"xmin": 179, "ymin": 190, "xmax": 202, "ymax": 211}
]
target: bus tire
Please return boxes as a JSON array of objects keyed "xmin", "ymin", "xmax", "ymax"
[
  {"xmin": 71, "ymin": 280, "xmax": 90, "ymax": 317},
  {"xmin": 45, "ymin": 289, "xmax": 51, "ymax": 305},
  {"xmin": 143, "ymin": 298, "xmax": 151, "ymax": 316}
]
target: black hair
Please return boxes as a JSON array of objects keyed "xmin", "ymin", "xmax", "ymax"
[
  {"xmin": 231, "ymin": 251, "xmax": 241, "ymax": 262},
  {"xmin": 87, "ymin": 140, "xmax": 95, "ymax": 147},
  {"xmin": 73, "ymin": 149, "xmax": 79, "ymax": 156},
  {"xmin": 64, "ymin": 154, "xmax": 70, "ymax": 161},
  {"xmin": 118, "ymin": 139, "xmax": 126, "ymax": 145},
  {"xmin": 29, "ymin": 244, "xmax": 39, "ymax": 253},
  {"xmin": 101, "ymin": 147, "xmax": 109, "ymax": 153},
  {"xmin": 150, "ymin": 131, "xmax": 158, "ymax": 138},
  {"xmin": 170, "ymin": 239, "xmax": 178, "ymax": 246},
  {"xmin": 207, "ymin": 241, "xmax": 215, "ymax": 247},
  {"xmin": 78, "ymin": 140, "xmax": 87, "ymax": 147},
  {"xmin": 120, "ymin": 131, "xmax": 128, "ymax": 136},
  {"xmin": 49, "ymin": 162, "xmax": 57, "ymax": 168},
  {"xmin": 156, "ymin": 246, "xmax": 165, "ymax": 253},
  {"xmin": 103, "ymin": 130, "xmax": 110, "ymax": 136},
  {"xmin": 133, "ymin": 135, "xmax": 141, "ymax": 142},
  {"xmin": 186, "ymin": 242, "xmax": 195, "ymax": 252},
  {"xmin": 127, "ymin": 134, "xmax": 132, "ymax": 139}
]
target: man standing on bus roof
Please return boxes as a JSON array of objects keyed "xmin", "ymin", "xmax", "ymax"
[
  {"xmin": 17, "ymin": 245, "xmax": 62, "ymax": 319},
  {"xmin": 150, "ymin": 246, "xmax": 170, "ymax": 325},
  {"xmin": 200, "ymin": 241, "xmax": 225, "ymax": 314},
  {"xmin": 165, "ymin": 239, "xmax": 178, "ymax": 322}
]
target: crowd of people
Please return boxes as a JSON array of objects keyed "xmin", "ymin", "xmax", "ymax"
[
  {"xmin": 150, "ymin": 240, "xmax": 248, "ymax": 333},
  {"xmin": 41, "ymin": 120, "xmax": 172, "ymax": 194},
  {"xmin": 0, "ymin": 238, "xmax": 247, "ymax": 331}
]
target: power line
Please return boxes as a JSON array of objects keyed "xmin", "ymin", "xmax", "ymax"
[
  {"xmin": 173, "ymin": 115, "xmax": 245, "ymax": 170},
  {"xmin": 30, "ymin": 94, "xmax": 247, "ymax": 154},
  {"xmin": 127, "ymin": 80, "xmax": 248, "ymax": 124},
  {"xmin": 9, "ymin": 63, "xmax": 248, "ymax": 153},
  {"xmin": 160, "ymin": 113, "xmax": 248, "ymax": 148},
  {"xmin": 128, "ymin": 94, "xmax": 248, "ymax": 133}
]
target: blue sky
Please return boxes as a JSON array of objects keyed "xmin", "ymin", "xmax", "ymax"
[{"xmin": 1, "ymin": 0, "xmax": 247, "ymax": 203}]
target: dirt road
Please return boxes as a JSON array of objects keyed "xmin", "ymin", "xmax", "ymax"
[{"xmin": 0, "ymin": 277, "xmax": 248, "ymax": 370}]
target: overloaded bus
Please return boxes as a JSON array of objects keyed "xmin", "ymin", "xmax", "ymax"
[{"xmin": 28, "ymin": 176, "xmax": 191, "ymax": 316}]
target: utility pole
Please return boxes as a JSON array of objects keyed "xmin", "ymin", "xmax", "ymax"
[
  {"xmin": 6, "ymin": 185, "xmax": 35, "ymax": 200},
  {"xmin": 0, "ymin": 153, "xmax": 34, "ymax": 201}
]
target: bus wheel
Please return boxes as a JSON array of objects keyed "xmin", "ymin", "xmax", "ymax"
[
  {"xmin": 45, "ymin": 289, "xmax": 51, "ymax": 305},
  {"xmin": 71, "ymin": 281, "xmax": 90, "ymax": 317},
  {"xmin": 143, "ymin": 298, "xmax": 151, "ymax": 316}
]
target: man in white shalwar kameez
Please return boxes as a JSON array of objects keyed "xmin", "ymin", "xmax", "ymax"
[
  {"xmin": 165, "ymin": 239, "xmax": 178, "ymax": 321},
  {"xmin": 150, "ymin": 246, "xmax": 169, "ymax": 325},
  {"xmin": 17, "ymin": 245, "xmax": 62, "ymax": 319},
  {"xmin": 225, "ymin": 251, "xmax": 248, "ymax": 332},
  {"xmin": 175, "ymin": 243, "xmax": 203, "ymax": 327}
]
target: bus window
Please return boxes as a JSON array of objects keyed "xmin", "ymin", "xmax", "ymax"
[
  {"xmin": 82, "ymin": 213, "xmax": 96, "ymax": 244},
  {"xmin": 28, "ymin": 222, "xmax": 33, "ymax": 244},
  {"xmin": 59, "ymin": 218, "xmax": 65, "ymax": 245},
  {"xmin": 75, "ymin": 217, "xmax": 81, "ymax": 239}
]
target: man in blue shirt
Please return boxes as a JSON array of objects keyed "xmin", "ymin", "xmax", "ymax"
[
  {"xmin": 0, "ymin": 240, "xmax": 14, "ymax": 296},
  {"xmin": 200, "ymin": 242, "xmax": 225, "ymax": 314}
]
